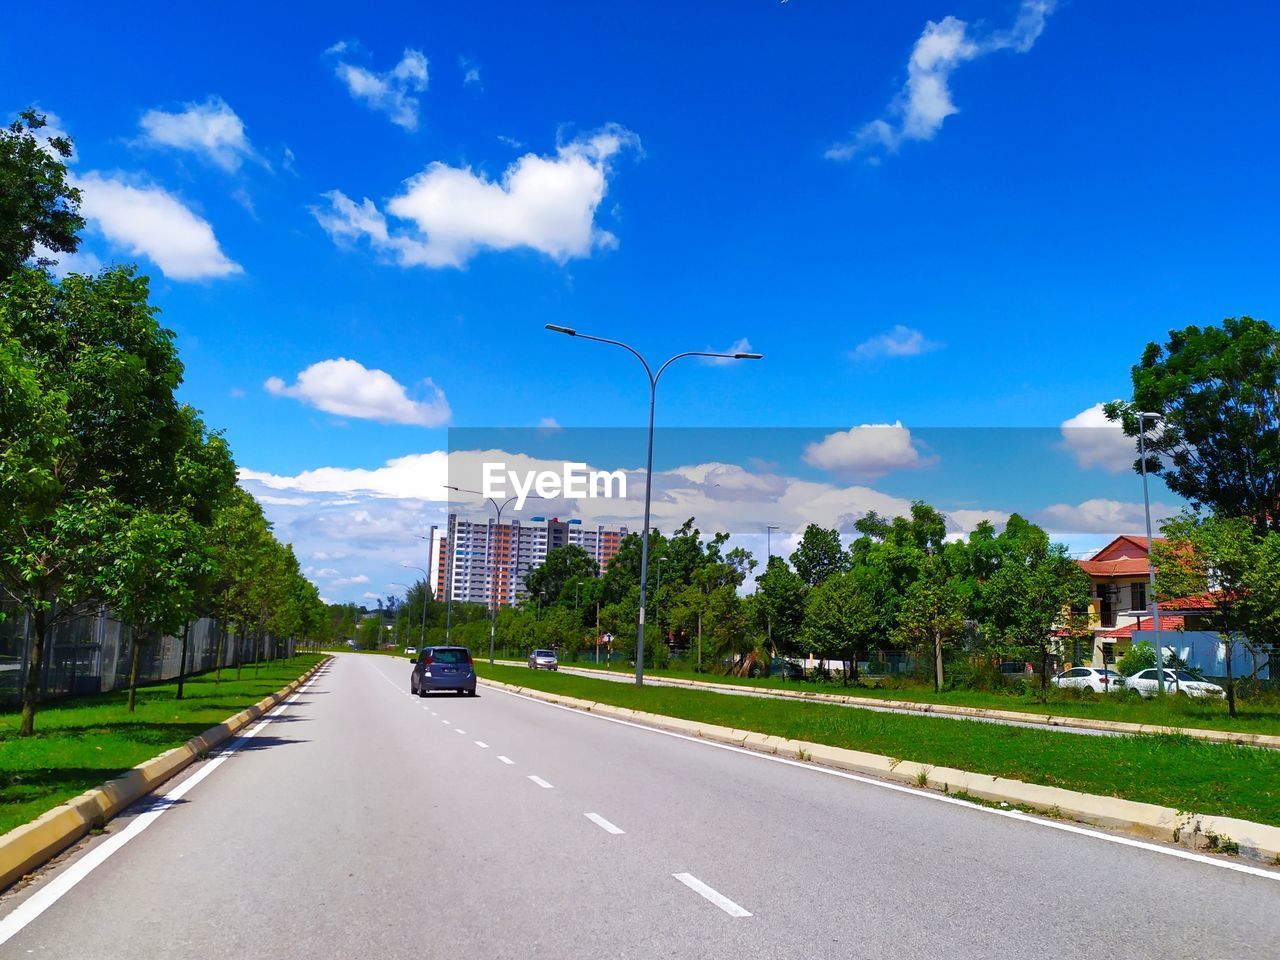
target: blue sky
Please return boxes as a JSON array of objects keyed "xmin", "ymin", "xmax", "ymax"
[{"xmin": 5, "ymin": 1, "xmax": 1277, "ymax": 602}]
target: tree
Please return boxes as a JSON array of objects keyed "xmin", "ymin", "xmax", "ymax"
[
  {"xmin": 1155, "ymin": 514, "xmax": 1280, "ymax": 717},
  {"xmin": 0, "ymin": 109, "xmax": 84, "ymax": 279},
  {"xmin": 975, "ymin": 515, "xmax": 1092, "ymax": 701},
  {"xmin": 790, "ymin": 524, "xmax": 844, "ymax": 587},
  {"xmin": 0, "ymin": 266, "xmax": 190, "ymax": 734},
  {"xmin": 892, "ymin": 553, "xmax": 968, "ymax": 691},
  {"xmin": 1106, "ymin": 317, "xmax": 1280, "ymax": 535},
  {"xmin": 801, "ymin": 565, "xmax": 886, "ymax": 682},
  {"xmin": 754, "ymin": 556, "xmax": 806, "ymax": 654},
  {"xmin": 524, "ymin": 544, "xmax": 599, "ymax": 605},
  {"xmin": 95, "ymin": 509, "xmax": 211, "ymax": 711}
]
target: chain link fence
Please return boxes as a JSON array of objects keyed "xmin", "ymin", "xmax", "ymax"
[{"xmin": 0, "ymin": 602, "xmax": 293, "ymax": 707}]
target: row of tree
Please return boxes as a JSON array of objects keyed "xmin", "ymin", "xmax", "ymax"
[{"xmin": 0, "ymin": 110, "xmax": 328, "ymax": 735}]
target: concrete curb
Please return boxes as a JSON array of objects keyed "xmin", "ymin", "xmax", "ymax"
[
  {"xmin": 479, "ymin": 676, "xmax": 1280, "ymax": 865},
  {"xmin": 497, "ymin": 660, "xmax": 1280, "ymax": 750},
  {"xmin": 0, "ymin": 657, "xmax": 331, "ymax": 893}
]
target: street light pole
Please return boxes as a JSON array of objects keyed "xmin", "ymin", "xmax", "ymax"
[
  {"xmin": 764, "ymin": 524, "xmax": 780, "ymax": 651},
  {"xmin": 545, "ymin": 324, "xmax": 762, "ymax": 685},
  {"xmin": 1137, "ymin": 411, "xmax": 1166, "ymax": 695},
  {"xmin": 400, "ymin": 565, "xmax": 430, "ymax": 649}
]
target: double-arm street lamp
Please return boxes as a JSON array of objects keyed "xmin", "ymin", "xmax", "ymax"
[{"xmin": 545, "ymin": 324, "xmax": 762, "ymax": 685}]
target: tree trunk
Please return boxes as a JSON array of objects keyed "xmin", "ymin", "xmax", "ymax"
[
  {"xmin": 934, "ymin": 628, "xmax": 944, "ymax": 693},
  {"xmin": 19, "ymin": 606, "xmax": 48, "ymax": 737},
  {"xmin": 235, "ymin": 625, "xmax": 243, "ymax": 681},
  {"xmin": 1039, "ymin": 647, "xmax": 1049, "ymax": 703},
  {"xmin": 253, "ymin": 632, "xmax": 261, "ymax": 675},
  {"xmin": 126, "ymin": 631, "xmax": 145, "ymax": 713},
  {"xmin": 176, "ymin": 620, "xmax": 191, "ymax": 700},
  {"xmin": 697, "ymin": 612, "xmax": 703, "ymax": 671},
  {"xmin": 214, "ymin": 621, "xmax": 226, "ymax": 685}
]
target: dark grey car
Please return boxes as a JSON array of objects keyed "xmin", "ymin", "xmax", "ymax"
[{"xmin": 410, "ymin": 646, "xmax": 477, "ymax": 696}]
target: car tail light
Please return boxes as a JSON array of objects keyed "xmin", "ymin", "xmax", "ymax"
[
  {"xmin": 425, "ymin": 653, "xmax": 434, "ymax": 666},
  {"xmin": 1099, "ymin": 677, "xmax": 1110, "ymax": 684},
  {"xmin": 465, "ymin": 652, "xmax": 473, "ymax": 664}
]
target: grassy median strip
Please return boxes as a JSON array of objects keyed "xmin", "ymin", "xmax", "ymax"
[
  {"xmin": 0, "ymin": 656, "xmax": 323, "ymax": 836},
  {"xmin": 478, "ymin": 663, "xmax": 1280, "ymax": 827},
  {"xmin": 548, "ymin": 661, "xmax": 1280, "ymax": 736}
]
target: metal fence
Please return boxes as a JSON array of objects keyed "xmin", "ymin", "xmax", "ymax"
[{"xmin": 0, "ymin": 602, "xmax": 293, "ymax": 707}]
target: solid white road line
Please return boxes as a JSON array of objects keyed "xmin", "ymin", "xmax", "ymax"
[
  {"xmin": 498, "ymin": 756, "xmax": 514, "ymax": 765},
  {"xmin": 527, "ymin": 775, "xmax": 553, "ymax": 789},
  {"xmin": 585, "ymin": 813, "xmax": 625, "ymax": 835},
  {"xmin": 474, "ymin": 741, "xmax": 489, "ymax": 748},
  {"xmin": 486, "ymin": 685, "xmax": 1280, "ymax": 883},
  {"xmin": 0, "ymin": 690, "xmax": 308, "ymax": 946},
  {"xmin": 673, "ymin": 873, "xmax": 752, "ymax": 918}
]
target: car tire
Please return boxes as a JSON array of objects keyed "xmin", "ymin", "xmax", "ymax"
[{"xmin": 466, "ymin": 687, "xmax": 476, "ymax": 697}]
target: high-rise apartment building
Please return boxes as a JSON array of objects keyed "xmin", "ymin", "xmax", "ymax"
[{"xmin": 434, "ymin": 514, "xmax": 628, "ymax": 608}]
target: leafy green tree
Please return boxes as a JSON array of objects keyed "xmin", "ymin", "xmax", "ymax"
[
  {"xmin": 975, "ymin": 515, "xmax": 1092, "ymax": 701},
  {"xmin": 0, "ymin": 266, "xmax": 191, "ymax": 734},
  {"xmin": 1155, "ymin": 514, "xmax": 1280, "ymax": 717},
  {"xmin": 95, "ymin": 509, "xmax": 211, "ymax": 711},
  {"xmin": 524, "ymin": 544, "xmax": 599, "ymax": 605},
  {"xmin": 789, "ymin": 524, "xmax": 845, "ymax": 587},
  {"xmin": 1106, "ymin": 317, "xmax": 1280, "ymax": 535},
  {"xmin": 892, "ymin": 553, "xmax": 968, "ymax": 691},
  {"xmin": 754, "ymin": 556, "xmax": 807, "ymax": 654},
  {"xmin": 0, "ymin": 110, "xmax": 84, "ymax": 279},
  {"xmin": 801, "ymin": 565, "xmax": 885, "ymax": 681}
]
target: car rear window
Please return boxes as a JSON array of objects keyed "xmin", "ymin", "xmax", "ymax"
[{"xmin": 430, "ymin": 649, "xmax": 470, "ymax": 663}]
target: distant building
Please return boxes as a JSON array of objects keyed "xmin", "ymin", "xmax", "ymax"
[{"xmin": 434, "ymin": 514, "xmax": 627, "ymax": 609}]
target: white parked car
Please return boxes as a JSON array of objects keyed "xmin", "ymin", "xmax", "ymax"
[
  {"xmin": 1124, "ymin": 668, "xmax": 1226, "ymax": 699},
  {"xmin": 404, "ymin": 646, "xmax": 418, "ymax": 658},
  {"xmin": 1051, "ymin": 667, "xmax": 1122, "ymax": 693}
]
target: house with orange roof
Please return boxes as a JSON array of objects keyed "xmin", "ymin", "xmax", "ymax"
[{"xmin": 1075, "ymin": 535, "xmax": 1163, "ymax": 666}]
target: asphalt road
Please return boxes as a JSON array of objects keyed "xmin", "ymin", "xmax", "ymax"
[{"xmin": 2, "ymin": 653, "xmax": 1276, "ymax": 960}]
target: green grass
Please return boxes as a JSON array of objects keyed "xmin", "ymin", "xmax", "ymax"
[
  {"xmin": 0, "ymin": 656, "xmax": 324, "ymax": 835},
  {"xmin": 541, "ymin": 659, "xmax": 1280, "ymax": 736},
  {"xmin": 477, "ymin": 663, "xmax": 1280, "ymax": 827}
]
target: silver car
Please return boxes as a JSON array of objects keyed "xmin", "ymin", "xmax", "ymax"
[{"xmin": 528, "ymin": 649, "xmax": 558, "ymax": 671}]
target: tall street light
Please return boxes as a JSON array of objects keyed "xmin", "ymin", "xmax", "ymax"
[
  {"xmin": 546, "ymin": 324, "xmax": 762, "ymax": 685},
  {"xmin": 446, "ymin": 484, "xmax": 542, "ymax": 666},
  {"xmin": 1137, "ymin": 411, "xmax": 1167, "ymax": 695},
  {"xmin": 400, "ymin": 564, "xmax": 430, "ymax": 649},
  {"xmin": 390, "ymin": 581, "xmax": 413, "ymax": 649}
]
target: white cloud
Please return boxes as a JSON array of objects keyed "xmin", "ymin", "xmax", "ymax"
[
  {"xmin": 537, "ymin": 417, "xmax": 562, "ymax": 432},
  {"xmin": 312, "ymin": 126, "xmax": 638, "ymax": 268},
  {"xmin": 331, "ymin": 46, "xmax": 428, "ymax": 131},
  {"xmin": 460, "ymin": 56, "xmax": 482, "ymax": 88},
  {"xmin": 330, "ymin": 574, "xmax": 370, "ymax": 587},
  {"xmin": 72, "ymin": 172, "xmax": 242, "ymax": 280},
  {"xmin": 265, "ymin": 358, "xmax": 451, "ymax": 427},
  {"xmin": 702, "ymin": 338, "xmax": 755, "ymax": 366},
  {"xmin": 1037, "ymin": 498, "xmax": 1175, "ymax": 535},
  {"xmin": 826, "ymin": 0, "xmax": 1055, "ymax": 161},
  {"xmin": 240, "ymin": 451, "xmax": 450, "ymax": 500},
  {"xmin": 1061, "ymin": 402, "xmax": 1136, "ymax": 473},
  {"xmin": 803, "ymin": 422, "xmax": 933, "ymax": 477},
  {"xmin": 138, "ymin": 97, "xmax": 260, "ymax": 172},
  {"xmin": 31, "ymin": 242, "xmax": 102, "ymax": 277},
  {"xmin": 851, "ymin": 325, "xmax": 940, "ymax": 360}
]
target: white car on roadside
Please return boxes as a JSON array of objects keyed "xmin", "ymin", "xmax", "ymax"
[
  {"xmin": 1124, "ymin": 668, "xmax": 1226, "ymax": 699},
  {"xmin": 1051, "ymin": 667, "xmax": 1122, "ymax": 693}
]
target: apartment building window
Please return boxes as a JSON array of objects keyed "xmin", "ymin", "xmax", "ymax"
[{"xmin": 1130, "ymin": 582, "xmax": 1147, "ymax": 612}]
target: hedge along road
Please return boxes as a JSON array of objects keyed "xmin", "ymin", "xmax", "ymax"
[{"xmin": 1, "ymin": 653, "xmax": 1276, "ymax": 960}]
